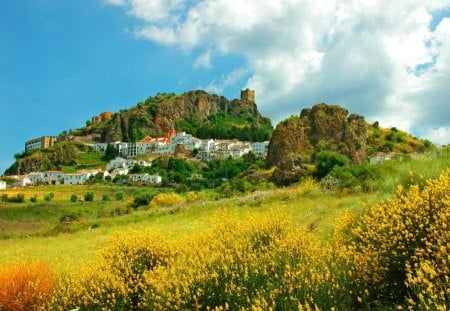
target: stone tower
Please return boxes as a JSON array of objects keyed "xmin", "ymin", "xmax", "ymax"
[{"xmin": 241, "ymin": 88, "xmax": 255, "ymax": 102}]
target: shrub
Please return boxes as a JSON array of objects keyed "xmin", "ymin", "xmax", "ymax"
[
  {"xmin": 149, "ymin": 193, "xmax": 184, "ymax": 208},
  {"xmin": 133, "ymin": 190, "xmax": 156, "ymax": 208},
  {"xmin": 339, "ymin": 169, "xmax": 450, "ymax": 308},
  {"xmin": 102, "ymin": 194, "xmax": 110, "ymax": 202},
  {"xmin": 0, "ymin": 261, "xmax": 56, "ymax": 311},
  {"xmin": 7, "ymin": 193, "xmax": 25, "ymax": 203},
  {"xmin": 44, "ymin": 192, "xmax": 54, "ymax": 202},
  {"xmin": 330, "ymin": 163, "xmax": 377, "ymax": 191},
  {"xmin": 1, "ymin": 194, "xmax": 7, "ymax": 202},
  {"xmin": 84, "ymin": 192, "xmax": 94, "ymax": 202},
  {"xmin": 320, "ymin": 175, "xmax": 340, "ymax": 191},
  {"xmin": 185, "ymin": 191, "xmax": 198, "ymax": 203},
  {"xmin": 30, "ymin": 195, "xmax": 38, "ymax": 203},
  {"xmin": 314, "ymin": 151, "xmax": 350, "ymax": 178},
  {"xmin": 70, "ymin": 194, "xmax": 77, "ymax": 202},
  {"xmin": 48, "ymin": 231, "xmax": 171, "ymax": 310},
  {"xmin": 115, "ymin": 191, "xmax": 124, "ymax": 201}
]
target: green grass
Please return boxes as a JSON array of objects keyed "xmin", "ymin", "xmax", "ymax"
[
  {"xmin": 0, "ymin": 148, "xmax": 448, "ymax": 272},
  {"xmin": 0, "ymin": 183, "xmax": 379, "ymax": 271}
]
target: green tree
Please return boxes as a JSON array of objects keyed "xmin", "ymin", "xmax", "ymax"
[
  {"xmin": 314, "ymin": 151, "xmax": 349, "ymax": 178},
  {"xmin": 104, "ymin": 144, "xmax": 117, "ymax": 161}
]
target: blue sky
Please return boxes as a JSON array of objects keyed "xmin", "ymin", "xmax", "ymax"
[{"xmin": 1, "ymin": 1, "xmax": 450, "ymax": 174}]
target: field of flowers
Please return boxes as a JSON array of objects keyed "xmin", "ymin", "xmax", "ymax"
[{"xmin": 0, "ymin": 168, "xmax": 448, "ymax": 310}]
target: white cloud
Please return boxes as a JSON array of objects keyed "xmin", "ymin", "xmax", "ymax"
[
  {"xmin": 421, "ymin": 126, "xmax": 450, "ymax": 145},
  {"xmin": 103, "ymin": 0, "xmax": 126, "ymax": 6},
  {"xmin": 194, "ymin": 50, "xmax": 212, "ymax": 69},
  {"xmin": 203, "ymin": 68, "xmax": 250, "ymax": 94},
  {"xmin": 105, "ymin": 0, "xmax": 450, "ymax": 145}
]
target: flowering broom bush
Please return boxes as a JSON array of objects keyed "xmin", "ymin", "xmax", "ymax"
[
  {"xmin": 339, "ymin": 168, "xmax": 450, "ymax": 308},
  {"xmin": 0, "ymin": 261, "xmax": 56, "ymax": 311},
  {"xmin": 48, "ymin": 231, "xmax": 172, "ymax": 310},
  {"xmin": 40, "ymin": 168, "xmax": 449, "ymax": 310}
]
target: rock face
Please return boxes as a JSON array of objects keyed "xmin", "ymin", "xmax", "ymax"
[
  {"xmin": 101, "ymin": 90, "xmax": 262, "ymax": 142},
  {"xmin": 266, "ymin": 103, "xmax": 369, "ymax": 169}
]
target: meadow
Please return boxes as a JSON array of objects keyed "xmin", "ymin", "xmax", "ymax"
[{"xmin": 0, "ymin": 148, "xmax": 449, "ymax": 310}]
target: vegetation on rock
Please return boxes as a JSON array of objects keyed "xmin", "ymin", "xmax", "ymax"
[{"xmin": 266, "ymin": 103, "xmax": 434, "ymax": 185}]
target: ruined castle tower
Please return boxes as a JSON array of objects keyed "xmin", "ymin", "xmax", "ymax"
[{"xmin": 240, "ymin": 88, "xmax": 255, "ymax": 102}]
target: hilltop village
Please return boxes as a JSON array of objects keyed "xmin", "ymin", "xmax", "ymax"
[{"xmin": 6, "ymin": 129, "xmax": 269, "ymax": 188}]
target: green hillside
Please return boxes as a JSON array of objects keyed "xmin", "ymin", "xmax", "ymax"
[{"xmin": 0, "ymin": 147, "xmax": 449, "ymax": 310}]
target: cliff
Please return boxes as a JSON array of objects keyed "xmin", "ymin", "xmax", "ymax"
[
  {"xmin": 77, "ymin": 90, "xmax": 271, "ymax": 143},
  {"xmin": 267, "ymin": 103, "xmax": 368, "ymax": 168},
  {"xmin": 266, "ymin": 103, "xmax": 432, "ymax": 182}
]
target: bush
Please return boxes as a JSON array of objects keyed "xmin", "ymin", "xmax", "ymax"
[
  {"xmin": 339, "ymin": 169, "xmax": 450, "ymax": 308},
  {"xmin": 44, "ymin": 192, "xmax": 54, "ymax": 202},
  {"xmin": 0, "ymin": 261, "xmax": 56, "ymax": 311},
  {"xmin": 30, "ymin": 195, "xmax": 38, "ymax": 203},
  {"xmin": 48, "ymin": 231, "xmax": 171, "ymax": 310},
  {"xmin": 70, "ymin": 194, "xmax": 77, "ymax": 203},
  {"xmin": 149, "ymin": 193, "xmax": 184, "ymax": 208},
  {"xmin": 84, "ymin": 192, "xmax": 94, "ymax": 202},
  {"xmin": 1, "ymin": 194, "xmax": 7, "ymax": 202},
  {"xmin": 330, "ymin": 163, "xmax": 377, "ymax": 191},
  {"xmin": 7, "ymin": 193, "xmax": 25, "ymax": 203},
  {"xmin": 133, "ymin": 190, "xmax": 156, "ymax": 208},
  {"xmin": 314, "ymin": 151, "xmax": 350, "ymax": 178},
  {"xmin": 102, "ymin": 194, "xmax": 110, "ymax": 202},
  {"xmin": 115, "ymin": 191, "xmax": 124, "ymax": 201}
]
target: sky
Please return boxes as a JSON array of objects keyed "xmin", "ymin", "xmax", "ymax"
[{"xmin": 1, "ymin": 1, "xmax": 450, "ymax": 174}]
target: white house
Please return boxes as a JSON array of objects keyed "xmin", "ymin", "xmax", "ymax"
[
  {"xmin": 128, "ymin": 173, "xmax": 162, "ymax": 184},
  {"xmin": 64, "ymin": 172, "xmax": 91, "ymax": 185},
  {"xmin": 156, "ymin": 144, "xmax": 172, "ymax": 155},
  {"xmin": 110, "ymin": 167, "xmax": 129, "ymax": 176},
  {"xmin": 146, "ymin": 174, "xmax": 162, "ymax": 184},
  {"xmin": 27, "ymin": 172, "xmax": 43, "ymax": 184},
  {"xmin": 64, "ymin": 170, "xmax": 100, "ymax": 185},
  {"xmin": 250, "ymin": 141, "xmax": 269, "ymax": 156},
  {"xmin": 170, "ymin": 132, "xmax": 202, "ymax": 152},
  {"xmin": 91, "ymin": 143, "xmax": 108, "ymax": 152},
  {"xmin": 0, "ymin": 180, "xmax": 6, "ymax": 190},
  {"xmin": 12, "ymin": 175, "xmax": 31, "ymax": 187},
  {"xmin": 106, "ymin": 157, "xmax": 128, "ymax": 171},
  {"xmin": 200, "ymin": 139, "xmax": 216, "ymax": 152},
  {"xmin": 230, "ymin": 146, "xmax": 251, "ymax": 158},
  {"xmin": 42, "ymin": 171, "xmax": 64, "ymax": 185}
]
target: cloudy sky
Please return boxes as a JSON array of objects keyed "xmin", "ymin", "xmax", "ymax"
[{"xmin": 1, "ymin": 1, "xmax": 450, "ymax": 173}]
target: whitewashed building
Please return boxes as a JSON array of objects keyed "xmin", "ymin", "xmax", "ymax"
[
  {"xmin": 200, "ymin": 139, "xmax": 216, "ymax": 152},
  {"xmin": 27, "ymin": 172, "xmax": 43, "ymax": 184},
  {"xmin": 64, "ymin": 172, "xmax": 91, "ymax": 185},
  {"xmin": 106, "ymin": 157, "xmax": 128, "ymax": 171},
  {"xmin": 230, "ymin": 145, "xmax": 251, "ymax": 158},
  {"xmin": 170, "ymin": 132, "xmax": 202, "ymax": 152},
  {"xmin": 12, "ymin": 175, "xmax": 31, "ymax": 187},
  {"xmin": 91, "ymin": 143, "xmax": 109, "ymax": 152},
  {"xmin": 250, "ymin": 141, "xmax": 269, "ymax": 156},
  {"xmin": 42, "ymin": 171, "xmax": 64, "ymax": 185},
  {"xmin": 0, "ymin": 180, "xmax": 6, "ymax": 190},
  {"xmin": 128, "ymin": 173, "xmax": 162, "ymax": 184},
  {"xmin": 64, "ymin": 170, "xmax": 100, "ymax": 185},
  {"xmin": 110, "ymin": 167, "xmax": 129, "ymax": 176}
]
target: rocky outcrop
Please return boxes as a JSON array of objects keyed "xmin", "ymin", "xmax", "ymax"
[
  {"xmin": 266, "ymin": 103, "xmax": 369, "ymax": 170},
  {"xmin": 100, "ymin": 90, "xmax": 263, "ymax": 142}
]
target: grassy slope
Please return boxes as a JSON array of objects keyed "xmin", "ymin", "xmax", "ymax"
[
  {"xmin": 0, "ymin": 148, "xmax": 448, "ymax": 272},
  {"xmin": 0, "ymin": 186, "xmax": 377, "ymax": 272}
]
